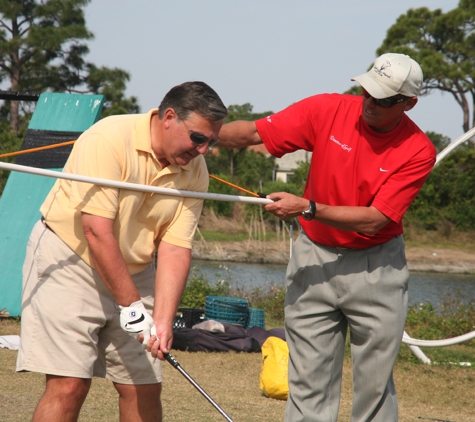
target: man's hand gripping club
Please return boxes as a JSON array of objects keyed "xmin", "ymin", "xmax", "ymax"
[{"xmin": 119, "ymin": 300, "xmax": 157, "ymax": 349}]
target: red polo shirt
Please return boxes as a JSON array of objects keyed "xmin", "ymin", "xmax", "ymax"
[{"xmin": 255, "ymin": 93, "xmax": 436, "ymax": 249}]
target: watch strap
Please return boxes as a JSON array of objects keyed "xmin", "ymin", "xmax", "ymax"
[{"xmin": 302, "ymin": 200, "xmax": 316, "ymax": 220}]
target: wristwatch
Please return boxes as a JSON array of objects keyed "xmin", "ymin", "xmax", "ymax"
[{"xmin": 302, "ymin": 200, "xmax": 316, "ymax": 221}]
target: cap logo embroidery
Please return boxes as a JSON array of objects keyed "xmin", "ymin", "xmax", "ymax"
[{"xmin": 374, "ymin": 60, "xmax": 392, "ymax": 79}]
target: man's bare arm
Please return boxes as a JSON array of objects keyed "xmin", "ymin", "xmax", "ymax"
[
  {"xmin": 82, "ymin": 212, "xmax": 140, "ymax": 306},
  {"xmin": 217, "ymin": 120, "xmax": 263, "ymax": 148},
  {"xmin": 148, "ymin": 241, "xmax": 191, "ymax": 359},
  {"xmin": 265, "ymin": 192, "xmax": 391, "ymax": 234}
]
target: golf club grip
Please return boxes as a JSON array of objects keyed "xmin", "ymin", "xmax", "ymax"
[
  {"xmin": 164, "ymin": 353, "xmax": 234, "ymax": 422},
  {"xmin": 164, "ymin": 353, "xmax": 179, "ymax": 368}
]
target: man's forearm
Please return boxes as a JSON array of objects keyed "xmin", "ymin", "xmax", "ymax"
[
  {"xmin": 150, "ymin": 241, "xmax": 191, "ymax": 356},
  {"xmin": 314, "ymin": 204, "xmax": 391, "ymax": 234},
  {"xmin": 82, "ymin": 213, "xmax": 140, "ymax": 306},
  {"xmin": 217, "ymin": 120, "xmax": 263, "ymax": 148},
  {"xmin": 264, "ymin": 192, "xmax": 391, "ymax": 234},
  {"xmin": 153, "ymin": 242, "xmax": 191, "ymax": 324}
]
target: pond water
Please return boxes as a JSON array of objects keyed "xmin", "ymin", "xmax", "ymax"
[{"xmin": 190, "ymin": 259, "xmax": 475, "ymax": 307}]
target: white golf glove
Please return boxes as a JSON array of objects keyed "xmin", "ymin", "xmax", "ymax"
[{"xmin": 119, "ymin": 300, "xmax": 156, "ymax": 349}]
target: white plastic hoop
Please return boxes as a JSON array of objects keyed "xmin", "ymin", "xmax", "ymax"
[
  {"xmin": 0, "ymin": 161, "xmax": 273, "ymax": 205},
  {"xmin": 402, "ymin": 330, "xmax": 475, "ymax": 348},
  {"xmin": 402, "ymin": 126, "xmax": 475, "ymax": 357}
]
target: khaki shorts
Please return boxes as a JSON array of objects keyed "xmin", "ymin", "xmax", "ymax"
[{"xmin": 16, "ymin": 220, "xmax": 162, "ymax": 384}]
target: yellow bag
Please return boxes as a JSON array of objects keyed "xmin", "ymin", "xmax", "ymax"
[{"xmin": 259, "ymin": 336, "xmax": 289, "ymax": 400}]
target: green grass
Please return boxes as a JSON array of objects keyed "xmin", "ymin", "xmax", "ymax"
[
  {"xmin": 195, "ymin": 228, "xmax": 278, "ymax": 242},
  {"xmin": 1, "ymin": 266, "xmax": 474, "ymax": 421},
  {"xmin": 197, "ymin": 210, "xmax": 475, "ymax": 250},
  {"xmin": 2, "ymin": 319, "xmax": 474, "ymax": 421},
  {"xmin": 403, "ymin": 221, "xmax": 475, "ymax": 250}
]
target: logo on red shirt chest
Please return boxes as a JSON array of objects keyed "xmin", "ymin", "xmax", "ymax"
[{"xmin": 330, "ymin": 135, "xmax": 352, "ymax": 152}]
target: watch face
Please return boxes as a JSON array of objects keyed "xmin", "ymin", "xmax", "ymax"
[{"xmin": 302, "ymin": 201, "xmax": 315, "ymax": 220}]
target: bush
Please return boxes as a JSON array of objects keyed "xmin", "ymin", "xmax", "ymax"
[
  {"xmin": 405, "ymin": 294, "xmax": 475, "ymax": 348},
  {"xmin": 233, "ymin": 283, "xmax": 286, "ymax": 324},
  {"xmin": 180, "ymin": 266, "xmax": 231, "ymax": 309},
  {"xmin": 406, "ymin": 148, "xmax": 475, "ymax": 231},
  {"xmin": 204, "ymin": 175, "xmax": 236, "ymax": 217},
  {"xmin": 180, "ymin": 267, "xmax": 286, "ymax": 326},
  {"xmin": 180, "ymin": 267, "xmax": 474, "ymax": 365}
]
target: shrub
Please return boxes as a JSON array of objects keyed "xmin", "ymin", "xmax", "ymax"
[
  {"xmin": 180, "ymin": 267, "xmax": 286, "ymax": 326},
  {"xmin": 405, "ymin": 294, "xmax": 475, "ymax": 348},
  {"xmin": 180, "ymin": 267, "xmax": 231, "ymax": 309},
  {"xmin": 233, "ymin": 283, "xmax": 286, "ymax": 323},
  {"xmin": 406, "ymin": 148, "xmax": 475, "ymax": 231}
]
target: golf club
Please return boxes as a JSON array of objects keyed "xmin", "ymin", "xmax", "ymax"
[{"xmin": 164, "ymin": 353, "xmax": 234, "ymax": 422}]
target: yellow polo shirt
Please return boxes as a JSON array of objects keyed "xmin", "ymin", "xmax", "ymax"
[{"xmin": 40, "ymin": 109, "xmax": 209, "ymax": 274}]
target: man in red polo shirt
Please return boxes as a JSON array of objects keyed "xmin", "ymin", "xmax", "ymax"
[{"xmin": 218, "ymin": 53, "xmax": 436, "ymax": 421}]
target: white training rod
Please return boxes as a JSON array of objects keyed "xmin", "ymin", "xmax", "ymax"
[
  {"xmin": 435, "ymin": 126, "xmax": 475, "ymax": 166},
  {"xmin": 399, "ymin": 127, "xmax": 475, "ymax": 354},
  {"xmin": 402, "ymin": 330, "xmax": 475, "ymax": 348},
  {"xmin": 0, "ymin": 161, "xmax": 273, "ymax": 205},
  {"xmin": 289, "ymin": 221, "xmax": 293, "ymax": 259},
  {"xmin": 402, "ymin": 331, "xmax": 431, "ymax": 363}
]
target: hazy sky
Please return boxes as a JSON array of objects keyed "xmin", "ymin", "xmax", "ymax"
[{"xmin": 84, "ymin": 1, "xmax": 462, "ymax": 142}]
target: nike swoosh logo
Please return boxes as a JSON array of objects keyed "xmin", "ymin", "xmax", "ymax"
[{"xmin": 380, "ymin": 168, "xmax": 389, "ymax": 172}]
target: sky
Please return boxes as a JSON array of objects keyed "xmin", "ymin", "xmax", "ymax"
[{"xmin": 84, "ymin": 0, "xmax": 462, "ymax": 142}]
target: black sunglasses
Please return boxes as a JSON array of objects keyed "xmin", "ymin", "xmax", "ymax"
[
  {"xmin": 182, "ymin": 120, "xmax": 219, "ymax": 147},
  {"xmin": 362, "ymin": 90, "xmax": 409, "ymax": 108}
]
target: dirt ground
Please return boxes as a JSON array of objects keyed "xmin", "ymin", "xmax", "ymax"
[{"xmin": 192, "ymin": 239, "xmax": 475, "ymax": 274}]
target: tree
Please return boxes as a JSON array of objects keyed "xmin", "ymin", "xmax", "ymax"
[
  {"xmin": 425, "ymin": 131, "xmax": 451, "ymax": 154},
  {"xmin": 406, "ymin": 147, "xmax": 475, "ymax": 230},
  {"xmin": 0, "ymin": 0, "xmax": 138, "ymax": 133},
  {"xmin": 288, "ymin": 161, "xmax": 310, "ymax": 196},
  {"xmin": 207, "ymin": 103, "xmax": 273, "ymax": 177},
  {"xmin": 234, "ymin": 149, "xmax": 275, "ymax": 194},
  {"xmin": 375, "ymin": 1, "xmax": 475, "ymax": 134},
  {"xmin": 0, "ymin": 117, "xmax": 24, "ymax": 193},
  {"xmin": 226, "ymin": 103, "xmax": 272, "ymax": 122},
  {"xmin": 205, "ymin": 175, "xmax": 236, "ymax": 217},
  {"xmin": 86, "ymin": 64, "xmax": 140, "ymax": 117}
]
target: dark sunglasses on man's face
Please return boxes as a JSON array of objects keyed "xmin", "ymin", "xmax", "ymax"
[
  {"xmin": 362, "ymin": 89, "xmax": 409, "ymax": 108},
  {"xmin": 182, "ymin": 120, "xmax": 219, "ymax": 147}
]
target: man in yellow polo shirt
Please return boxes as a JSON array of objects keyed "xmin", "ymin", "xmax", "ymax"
[{"xmin": 16, "ymin": 81, "xmax": 227, "ymax": 422}]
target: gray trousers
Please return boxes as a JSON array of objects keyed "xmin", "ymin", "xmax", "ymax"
[{"xmin": 284, "ymin": 233, "xmax": 409, "ymax": 422}]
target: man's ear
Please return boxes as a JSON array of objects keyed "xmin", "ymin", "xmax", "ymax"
[
  {"xmin": 403, "ymin": 97, "xmax": 418, "ymax": 112},
  {"xmin": 162, "ymin": 108, "xmax": 177, "ymax": 129}
]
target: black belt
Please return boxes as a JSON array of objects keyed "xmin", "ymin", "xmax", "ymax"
[{"xmin": 41, "ymin": 216, "xmax": 55, "ymax": 234}]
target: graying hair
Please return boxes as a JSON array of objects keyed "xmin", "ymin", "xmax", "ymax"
[{"xmin": 158, "ymin": 81, "xmax": 227, "ymax": 122}]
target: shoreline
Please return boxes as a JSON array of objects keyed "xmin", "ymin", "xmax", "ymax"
[{"xmin": 192, "ymin": 240, "xmax": 475, "ymax": 275}]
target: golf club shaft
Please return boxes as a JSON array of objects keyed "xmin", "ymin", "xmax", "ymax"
[{"xmin": 164, "ymin": 353, "xmax": 234, "ymax": 422}]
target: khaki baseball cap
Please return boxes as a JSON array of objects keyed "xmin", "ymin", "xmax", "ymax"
[{"xmin": 352, "ymin": 53, "xmax": 423, "ymax": 99}]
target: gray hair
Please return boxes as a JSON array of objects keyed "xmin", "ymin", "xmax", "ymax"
[{"xmin": 158, "ymin": 81, "xmax": 227, "ymax": 122}]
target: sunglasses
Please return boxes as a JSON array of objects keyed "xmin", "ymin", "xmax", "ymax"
[
  {"xmin": 362, "ymin": 90, "xmax": 409, "ymax": 108},
  {"xmin": 182, "ymin": 120, "xmax": 219, "ymax": 147}
]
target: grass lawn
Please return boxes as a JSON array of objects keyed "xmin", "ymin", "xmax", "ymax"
[{"xmin": 1, "ymin": 319, "xmax": 474, "ymax": 422}]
